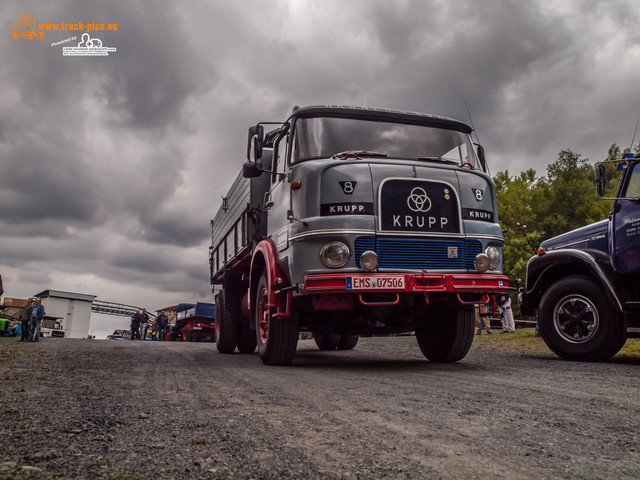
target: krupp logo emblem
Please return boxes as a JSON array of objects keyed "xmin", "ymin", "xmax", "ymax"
[{"xmin": 407, "ymin": 187, "xmax": 432, "ymax": 212}]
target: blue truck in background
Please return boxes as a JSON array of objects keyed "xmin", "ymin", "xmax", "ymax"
[
  {"xmin": 168, "ymin": 302, "xmax": 216, "ymax": 342},
  {"xmin": 520, "ymin": 153, "xmax": 640, "ymax": 361}
]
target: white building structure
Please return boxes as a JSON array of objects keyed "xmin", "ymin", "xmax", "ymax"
[{"xmin": 35, "ymin": 290, "xmax": 97, "ymax": 339}]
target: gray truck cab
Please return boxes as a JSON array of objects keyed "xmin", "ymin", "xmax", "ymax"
[{"xmin": 213, "ymin": 105, "xmax": 509, "ymax": 365}]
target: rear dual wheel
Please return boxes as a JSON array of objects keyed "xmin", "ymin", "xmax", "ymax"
[
  {"xmin": 216, "ymin": 289, "xmax": 256, "ymax": 354},
  {"xmin": 216, "ymin": 290, "xmax": 238, "ymax": 354},
  {"xmin": 313, "ymin": 333, "xmax": 359, "ymax": 351}
]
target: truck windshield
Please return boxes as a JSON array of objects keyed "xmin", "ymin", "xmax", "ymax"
[{"xmin": 292, "ymin": 116, "xmax": 480, "ymax": 168}]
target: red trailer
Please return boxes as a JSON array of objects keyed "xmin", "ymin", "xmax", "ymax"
[{"xmin": 168, "ymin": 303, "xmax": 216, "ymax": 342}]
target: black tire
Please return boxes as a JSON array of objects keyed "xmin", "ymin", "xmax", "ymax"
[
  {"xmin": 538, "ymin": 276, "xmax": 625, "ymax": 361},
  {"xmin": 255, "ymin": 273, "xmax": 298, "ymax": 365},
  {"xmin": 415, "ymin": 303, "xmax": 475, "ymax": 362},
  {"xmin": 216, "ymin": 290, "xmax": 238, "ymax": 354},
  {"xmin": 236, "ymin": 320, "xmax": 257, "ymax": 354},
  {"xmin": 337, "ymin": 335, "xmax": 359, "ymax": 350},
  {"xmin": 313, "ymin": 333, "xmax": 341, "ymax": 350}
]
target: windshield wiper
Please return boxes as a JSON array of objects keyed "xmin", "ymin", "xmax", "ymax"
[
  {"xmin": 332, "ymin": 150, "xmax": 388, "ymax": 159},
  {"xmin": 418, "ymin": 156, "xmax": 458, "ymax": 165}
]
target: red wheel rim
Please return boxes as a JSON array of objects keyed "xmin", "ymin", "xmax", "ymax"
[{"xmin": 258, "ymin": 287, "xmax": 269, "ymax": 344}]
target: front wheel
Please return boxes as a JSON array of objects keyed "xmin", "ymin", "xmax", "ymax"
[
  {"xmin": 255, "ymin": 273, "xmax": 298, "ymax": 365},
  {"xmin": 415, "ymin": 304, "xmax": 475, "ymax": 362},
  {"xmin": 538, "ymin": 276, "xmax": 625, "ymax": 361}
]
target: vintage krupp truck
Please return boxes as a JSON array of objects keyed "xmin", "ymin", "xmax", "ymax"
[
  {"xmin": 210, "ymin": 106, "xmax": 510, "ymax": 365},
  {"xmin": 520, "ymin": 153, "xmax": 640, "ymax": 361}
]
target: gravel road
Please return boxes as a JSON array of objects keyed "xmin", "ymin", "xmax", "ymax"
[{"xmin": 1, "ymin": 334, "xmax": 639, "ymax": 479}]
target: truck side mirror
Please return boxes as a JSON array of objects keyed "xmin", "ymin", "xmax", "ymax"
[
  {"xmin": 595, "ymin": 164, "xmax": 606, "ymax": 197},
  {"xmin": 247, "ymin": 125, "xmax": 264, "ymax": 163},
  {"xmin": 242, "ymin": 161, "xmax": 262, "ymax": 178},
  {"xmin": 476, "ymin": 144, "xmax": 488, "ymax": 172}
]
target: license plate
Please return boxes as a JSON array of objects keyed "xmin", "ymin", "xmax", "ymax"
[
  {"xmin": 346, "ymin": 276, "xmax": 405, "ymax": 290},
  {"xmin": 191, "ymin": 326, "xmax": 202, "ymax": 330}
]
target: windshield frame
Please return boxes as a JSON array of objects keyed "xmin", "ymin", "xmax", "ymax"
[{"xmin": 289, "ymin": 113, "xmax": 481, "ymax": 169}]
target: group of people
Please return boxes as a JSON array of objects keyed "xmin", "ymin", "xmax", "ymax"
[
  {"xmin": 129, "ymin": 308, "xmax": 168, "ymax": 341},
  {"xmin": 17, "ymin": 297, "xmax": 45, "ymax": 343},
  {"xmin": 475, "ymin": 293, "xmax": 516, "ymax": 335}
]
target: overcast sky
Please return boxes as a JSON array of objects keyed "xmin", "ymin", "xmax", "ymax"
[{"xmin": 1, "ymin": 0, "xmax": 639, "ymax": 337}]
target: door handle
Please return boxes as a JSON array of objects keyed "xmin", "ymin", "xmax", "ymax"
[{"xmin": 264, "ymin": 191, "xmax": 274, "ymax": 209}]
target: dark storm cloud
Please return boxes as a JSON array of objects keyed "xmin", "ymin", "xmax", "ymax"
[
  {"xmin": 93, "ymin": 6, "xmax": 217, "ymax": 130},
  {"xmin": 0, "ymin": 0, "xmax": 216, "ymax": 239},
  {"xmin": 0, "ymin": 137, "xmax": 99, "ymax": 224},
  {"xmin": 146, "ymin": 209, "xmax": 210, "ymax": 247},
  {"xmin": 363, "ymin": 1, "xmax": 572, "ymax": 122}
]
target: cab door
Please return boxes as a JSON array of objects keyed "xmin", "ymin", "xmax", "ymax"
[
  {"xmin": 611, "ymin": 160, "xmax": 640, "ymax": 274},
  {"xmin": 266, "ymin": 130, "xmax": 291, "ymax": 252}
]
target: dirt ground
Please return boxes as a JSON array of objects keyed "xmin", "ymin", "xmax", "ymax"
[{"xmin": 1, "ymin": 333, "xmax": 639, "ymax": 479}]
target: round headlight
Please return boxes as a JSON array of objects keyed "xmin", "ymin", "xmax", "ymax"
[
  {"xmin": 360, "ymin": 251, "xmax": 378, "ymax": 271},
  {"xmin": 485, "ymin": 246, "xmax": 501, "ymax": 270},
  {"xmin": 474, "ymin": 253, "xmax": 490, "ymax": 273},
  {"xmin": 320, "ymin": 241, "xmax": 350, "ymax": 268}
]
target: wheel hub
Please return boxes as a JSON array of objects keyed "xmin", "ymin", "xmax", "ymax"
[{"xmin": 553, "ymin": 295, "xmax": 599, "ymax": 344}]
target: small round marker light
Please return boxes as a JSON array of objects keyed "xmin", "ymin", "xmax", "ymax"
[{"xmin": 360, "ymin": 251, "xmax": 378, "ymax": 271}]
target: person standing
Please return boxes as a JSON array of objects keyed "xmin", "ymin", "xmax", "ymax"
[
  {"xmin": 156, "ymin": 311, "xmax": 168, "ymax": 342},
  {"xmin": 18, "ymin": 298, "xmax": 33, "ymax": 342},
  {"xmin": 31, "ymin": 297, "xmax": 44, "ymax": 342},
  {"xmin": 130, "ymin": 310, "xmax": 141, "ymax": 340},
  {"xmin": 498, "ymin": 293, "xmax": 516, "ymax": 333},
  {"xmin": 475, "ymin": 300, "xmax": 493, "ymax": 335},
  {"xmin": 140, "ymin": 308, "xmax": 149, "ymax": 340}
]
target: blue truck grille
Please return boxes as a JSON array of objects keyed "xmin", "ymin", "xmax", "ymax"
[{"xmin": 354, "ymin": 236, "xmax": 482, "ymax": 270}]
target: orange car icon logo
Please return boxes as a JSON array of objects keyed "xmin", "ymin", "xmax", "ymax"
[{"xmin": 12, "ymin": 12, "xmax": 44, "ymax": 39}]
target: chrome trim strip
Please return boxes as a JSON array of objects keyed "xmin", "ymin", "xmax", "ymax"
[{"xmin": 289, "ymin": 229, "xmax": 376, "ymax": 241}]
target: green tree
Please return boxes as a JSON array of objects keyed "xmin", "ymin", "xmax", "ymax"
[
  {"xmin": 495, "ymin": 169, "xmax": 546, "ymax": 282},
  {"xmin": 537, "ymin": 150, "xmax": 610, "ymax": 238}
]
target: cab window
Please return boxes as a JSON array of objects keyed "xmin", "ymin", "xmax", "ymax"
[{"xmin": 623, "ymin": 163, "xmax": 640, "ymax": 198}]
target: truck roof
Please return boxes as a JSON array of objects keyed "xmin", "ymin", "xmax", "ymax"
[{"xmin": 288, "ymin": 105, "xmax": 473, "ymax": 134}]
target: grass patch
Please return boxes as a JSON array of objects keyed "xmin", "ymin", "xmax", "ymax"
[
  {"xmin": 620, "ymin": 338, "xmax": 640, "ymax": 355},
  {"xmin": 473, "ymin": 329, "xmax": 553, "ymax": 356},
  {"xmin": 474, "ymin": 328, "xmax": 640, "ymax": 360}
]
